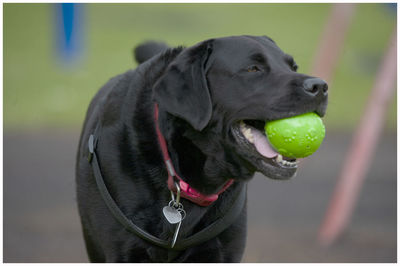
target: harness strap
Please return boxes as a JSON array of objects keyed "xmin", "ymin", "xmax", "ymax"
[{"xmin": 87, "ymin": 124, "xmax": 246, "ymax": 251}]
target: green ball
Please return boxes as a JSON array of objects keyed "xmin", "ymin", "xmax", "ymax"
[{"xmin": 265, "ymin": 112, "xmax": 325, "ymax": 158}]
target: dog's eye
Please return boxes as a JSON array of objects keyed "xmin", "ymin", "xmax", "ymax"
[{"xmin": 247, "ymin": 65, "xmax": 261, "ymax": 72}]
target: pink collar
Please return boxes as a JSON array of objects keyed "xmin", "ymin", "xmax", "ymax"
[{"xmin": 154, "ymin": 104, "xmax": 234, "ymax": 207}]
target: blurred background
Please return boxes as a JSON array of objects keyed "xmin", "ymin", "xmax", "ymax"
[{"xmin": 3, "ymin": 3, "xmax": 396, "ymax": 262}]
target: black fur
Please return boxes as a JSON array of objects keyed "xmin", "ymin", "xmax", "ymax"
[
  {"xmin": 134, "ymin": 41, "xmax": 169, "ymax": 64},
  {"xmin": 76, "ymin": 35, "xmax": 328, "ymax": 262}
]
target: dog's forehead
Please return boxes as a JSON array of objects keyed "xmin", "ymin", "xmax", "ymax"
[{"xmin": 211, "ymin": 36, "xmax": 286, "ymax": 66}]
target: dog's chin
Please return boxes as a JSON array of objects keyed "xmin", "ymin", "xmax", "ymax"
[{"xmin": 230, "ymin": 121, "xmax": 298, "ymax": 180}]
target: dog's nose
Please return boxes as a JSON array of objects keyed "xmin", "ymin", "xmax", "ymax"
[{"xmin": 302, "ymin": 78, "xmax": 328, "ymax": 96}]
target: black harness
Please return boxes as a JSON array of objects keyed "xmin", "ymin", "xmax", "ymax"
[{"xmin": 87, "ymin": 123, "xmax": 246, "ymax": 256}]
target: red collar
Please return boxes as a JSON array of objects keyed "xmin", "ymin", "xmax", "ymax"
[{"xmin": 154, "ymin": 104, "xmax": 234, "ymax": 207}]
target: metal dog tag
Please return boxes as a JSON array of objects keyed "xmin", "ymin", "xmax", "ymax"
[
  {"xmin": 171, "ymin": 219, "xmax": 182, "ymax": 248},
  {"xmin": 163, "ymin": 206, "xmax": 182, "ymax": 224},
  {"xmin": 164, "ymin": 182, "xmax": 186, "ymax": 247},
  {"xmin": 171, "ymin": 208, "xmax": 186, "ymax": 248}
]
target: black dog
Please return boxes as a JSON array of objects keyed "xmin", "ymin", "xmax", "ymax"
[{"xmin": 76, "ymin": 35, "xmax": 328, "ymax": 262}]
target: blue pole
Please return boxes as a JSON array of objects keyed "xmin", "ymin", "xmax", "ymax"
[{"xmin": 55, "ymin": 3, "xmax": 84, "ymax": 65}]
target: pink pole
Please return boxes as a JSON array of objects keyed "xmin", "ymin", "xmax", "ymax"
[
  {"xmin": 311, "ymin": 3, "xmax": 356, "ymax": 82},
  {"xmin": 317, "ymin": 29, "xmax": 397, "ymax": 246}
]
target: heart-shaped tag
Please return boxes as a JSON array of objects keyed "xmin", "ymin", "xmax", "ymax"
[{"xmin": 162, "ymin": 206, "xmax": 182, "ymax": 224}]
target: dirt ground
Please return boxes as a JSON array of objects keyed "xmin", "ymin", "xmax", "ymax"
[{"xmin": 3, "ymin": 129, "xmax": 396, "ymax": 263}]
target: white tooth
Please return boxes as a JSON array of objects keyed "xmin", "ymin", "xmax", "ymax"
[
  {"xmin": 243, "ymin": 128, "xmax": 249, "ymax": 137},
  {"xmin": 243, "ymin": 128, "xmax": 254, "ymax": 143},
  {"xmin": 240, "ymin": 125, "xmax": 247, "ymax": 135},
  {"xmin": 247, "ymin": 129, "xmax": 254, "ymax": 143},
  {"xmin": 276, "ymin": 154, "xmax": 283, "ymax": 163}
]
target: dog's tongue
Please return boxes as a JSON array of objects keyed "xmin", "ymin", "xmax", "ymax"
[{"xmin": 252, "ymin": 129, "xmax": 278, "ymax": 158}]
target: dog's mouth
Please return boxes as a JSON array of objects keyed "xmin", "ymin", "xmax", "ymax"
[{"xmin": 231, "ymin": 119, "xmax": 298, "ymax": 180}]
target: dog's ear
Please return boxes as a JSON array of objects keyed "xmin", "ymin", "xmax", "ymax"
[{"xmin": 153, "ymin": 40, "xmax": 213, "ymax": 131}]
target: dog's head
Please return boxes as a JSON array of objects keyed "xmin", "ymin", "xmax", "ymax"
[{"xmin": 154, "ymin": 35, "xmax": 328, "ymax": 189}]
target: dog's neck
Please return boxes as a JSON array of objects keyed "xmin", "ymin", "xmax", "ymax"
[
  {"xmin": 155, "ymin": 106, "xmax": 232, "ymax": 196},
  {"xmin": 154, "ymin": 104, "xmax": 233, "ymax": 206}
]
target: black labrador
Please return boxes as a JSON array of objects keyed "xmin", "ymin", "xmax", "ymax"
[{"xmin": 76, "ymin": 35, "xmax": 328, "ymax": 262}]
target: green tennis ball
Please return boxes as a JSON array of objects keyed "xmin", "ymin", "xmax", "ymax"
[{"xmin": 265, "ymin": 112, "xmax": 325, "ymax": 158}]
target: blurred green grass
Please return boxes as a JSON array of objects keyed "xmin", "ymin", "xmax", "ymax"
[{"xmin": 4, "ymin": 3, "xmax": 396, "ymax": 130}]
